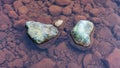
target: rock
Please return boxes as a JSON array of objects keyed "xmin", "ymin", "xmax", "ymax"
[
  {"xmin": 8, "ymin": 11, "xmax": 18, "ymax": 19},
  {"xmin": 0, "ymin": 12, "xmax": 11, "ymax": 31},
  {"xmin": 106, "ymin": 48, "xmax": 120, "ymax": 68},
  {"xmin": 55, "ymin": 0, "xmax": 71, "ymax": 6},
  {"xmin": 18, "ymin": 6, "xmax": 28, "ymax": 15},
  {"xmin": 75, "ymin": 15, "xmax": 87, "ymax": 22},
  {"xmin": 90, "ymin": 17, "xmax": 102, "ymax": 24},
  {"xmin": 62, "ymin": 7, "xmax": 72, "ymax": 16},
  {"xmin": 89, "ymin": 8, "xmax": 100, "ymax": 17},
  {"xmin": 8, "ymin": 59, "xmax": 23, "ymax": 68},
  {"xmin": 2, "ymin": 0, "xmax": 14, "ymax": 4},
  {"xmin": 106, "ymin": 0, "xmax": 117, "ymax": 9},
  {"xmin": 54, "ymin": 42, "xmax": 67, "ymax": 59},
  {"xmin": 56, "ymin": 61, "xmax": 66, "ymax": 68},
  {"xmin": 95, "ymin": 41, "xmax": 114, "ymax": 57},
  {"xmin": 96, "ymin": 27, "xmax": 113, "ymax": 40},
  {"xmin": 30, "ymin": 58, "xmax": 55, "ymax": 68},
  {"xmin": 38, "ymin": 15, "xmax": 52, "ymax": 24},
  {"xmin": 54, "ymin": 20, "xmax": 64, "ymax": 27},
  {"xmin": 0, "ymin": 32, "xmax": 7, "ymax": 41},
  {"xmin": 105, "ymin": 13, "xmax": 120, "ymax": 27},
  {"xmin": 83, "ymin": 54, "xmax": 92, "ymax": 68},
  {"xmin": 67, "ymin": 63, "xmax": 81, "ymax": 68},
  {"xmin": 49, "ymin": 5, "xmax": 62, "ymax": 16},
  {"xmin": 94, "ymin": 0, "xmax": 106, "ymax": 5},
  {"xmin": 3, "ymin": 4, "xmax": 13, "ymax": 10},
  {"xmin": 73, "ymin": 4, "xmax": 82, "ymax": 14},
  {"xmin": 19, "ymin": 15, "xmax": 29, "ymax": 20},
  {"xmin": 71, "ymin": 20, "xmax": 94, "ymax": 47},
  {"xmin": 3, "ymin": 4, "xmax": 13, "ymax": 14},
  {"xmin": 113, "ymin": 25, "xmax": 120, "ymax": 40},
  {"xmin": 81, "ymin": 0, "xmax": 93, "ymax": 5},
  {"xmin": 77, "ymin": 54, "xmax": 84, "ymax": 64},
  {"xmin": 22, "ymin": 0, "xmax": 31, "ymax": 4},
  {"xmin": 14, "ymin": 19, "xmax": 26, "ymax": 30},
  {"xmin": 13, "ymin": 1, "xmax": 23, "ymax": 11},
  {"xmin": 84, "ymin": 4, "xmax": 92, "ymax": 12},
  {"xmin": 25, "ymin": 21, "xmax": 59, "ymax": 44}
]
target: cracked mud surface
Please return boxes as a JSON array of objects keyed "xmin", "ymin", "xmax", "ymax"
[{"xmin": 0, "ymin": 0, "xmax": 120, "ymax": 68}]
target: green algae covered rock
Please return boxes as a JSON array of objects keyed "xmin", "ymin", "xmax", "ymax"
[
  {"xmin": 71, "ymin": 20, "xmax": 94, "ymax": 47},
  {"xmin": 26, "ymin": 21, "xmax": 59, "ymax": 44}
]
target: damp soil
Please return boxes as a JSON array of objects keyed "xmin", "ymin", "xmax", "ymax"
[{"xmin": 0, "ymin": 0, "xmax": 120, "ymax": 68}]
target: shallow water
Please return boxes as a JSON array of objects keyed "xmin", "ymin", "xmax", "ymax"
[{"xmin": 0, "ymin": 0, "xmax": 120, "ymax": 68}]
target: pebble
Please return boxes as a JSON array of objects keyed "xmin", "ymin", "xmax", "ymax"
[
  {"xmin": 83, "ymin": 54, "xmax": 92, "ymax": 68},
  {"xmin": 95, "ymin": 41, "xmax": 114, "ymax": 57},
  {"xmin": 2, "ymin": 0, "xmax": 14, "ymax": 4},
  {"xmin": 62, "ymin": 7, "xmax": 72, "ymax": 16},
  {"xmin": 0, "ymin": 32, "xmax": 7, "ymax": 40},
  {"xmin": 3, "ymin": 4, "xmax": 13, "ymax": 11},
  {"xmin": 30, "ymin": 58, "xmax": 55, "ymax": 68},
  {"xmin": 75, "ymin": 15, "xmax": 87, "ymax": 22},
  {"xmin": 54, "ymin": 20, "xmax": 64, "ymax": 27},
  {"xmin": 113, "ymin": 25, "xmax": 120, "ymax": 40},
  {"xmin": 13, "ymin": 1, "xmax": 23, "ymax": 11},
  {"xmin": 49, "ymin": 5, "xmax": 62, "ymax": 16},
  {"xmin": 89, "ymin": 8, "xmax": 100, "ymax": 17},
  {"xmin": 8, "ymin": 11, "xmax": 18, "ymax": 19},
  {"xmin": 14, "ymin": 19, "xmax": 26, "ymax": 30},
  {"xmin": 18, "ymin": 6, "xmax": 28, "ymax": 15},
  {"xmin": 22, "ymin": 0, "xmax": 31, "ymax": 4},
  {"xmin": 106, "ymin": 48, "xmax": 120, "ymax": 68},
  {"xmin": 3, "ymin": 4, "xmax": 13, "ymax": 14},
  {"xmin": 0, "ymin": 12, "xmax": 11, "ymax": 31},
  {"xmin": 67, "ymin": 63, "xmax": 81, "ymax": 68},
  {"xmin": 56, "ymin": 0, "xmax": 71, "ymax": 6}
]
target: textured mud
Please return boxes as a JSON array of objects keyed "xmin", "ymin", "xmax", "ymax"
[{"xmin": 0, "ymin": 0, "xmax": 120, "ymax": 68}]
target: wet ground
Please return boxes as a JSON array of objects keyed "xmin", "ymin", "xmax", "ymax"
[{"xmin": 0, "ymin": 0, "xmax": 120, "ymax": 68}]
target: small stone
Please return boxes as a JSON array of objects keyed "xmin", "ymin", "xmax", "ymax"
[
  {"xmin": 0, "ymin": 12, "xmax": 11, "ymax": 31},
  {"xmin": 18, "ymin": 6, "xmax": 28, "ymax": 15},
  {"xmin": 106, "ymin": 48, "xmax": 120, "ymax": 68},
  {"xmin": 14, "ymin": 19, "xmax": 26, "ymax": 30},
  {"xmin": 89, "ymin": 8, "xmax": 100, "ymax": 16},
  {"xmin": 2, "ymin": 0, "xmax": 14, "ymax": 4},
  {"xmin": 67, "ymin": 63, "xmax": 81, "ymax": 68},
  {"xmin": 8, "ymin": 11, "xmax": 18, "ymax": 19},
  {"xmin": 38, "ymin": 15, "xmax": 52, "ymax": 24},
  {"xmin": 71, "ymin": 20, "xmax": 94, "ymax": 47},
  {"xmin": 3, "ymin": 4, "xmax": 13, "ymax": 11},
  {"xmin": 73, "ymin": 4, "xmax": 82, "ymax": 14},
  {"xmin": 90, "ymin": 8, "xmax": 105, "ymax": 17},
  {"xmin": 55, "ymin": 20, "xmax": 64, "ymax": 27},
  {"xmin": 84, "ymin": 4, "xmax": 92, "ymax": 12},
  {"xmin": 3, "ymin": 4, "xmax": 13, "ymax": 14},
  {"xmin": 22, "ymin": 0, "xmax": 31, "ymax": 4},
  {"xmin": 113, "ymin": 25, "xmax": 120, "ymax": 40},
  {"xmin": 49, "ymin": 5, "xmax": 62, "ymax": 16},
  {"xmin": 13, "ymin": 1, "xmax": 23, "ymax": 11},
  {"xmin": 0, "ymin": 32, "xmax": 7, "ymax": 41},
  {"xmin": 56, "ymin": 0, "xmax": 71, "ymax": 6},
  {"xmin": 75, "ymin": 15, "xmax": 87, "ymax": 22},
  {"xmin": 81, "ymin": 0, "xmax": 93, "ymax": 5},
  {"xmin": 25, "ymin": 21, "xmax": 59, "ymax": 44},
  {"xmin": 62, "ymin": 7, "xmax": 72, "ymax": 16},
  {"xmin": 83, "ymin": 54, "xmax": 92, "ymax": 68},
  {"xmin": 30, "ymin": 58, "xmax": 55, "ymax": 68}
]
